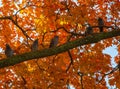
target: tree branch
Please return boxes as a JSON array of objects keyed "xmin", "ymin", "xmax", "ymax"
[
  {"xmin": 0, "ymin": 30, "xmax": 120, "ymax": 68},
  {"xmin": 0, "ymin": 16, "xmax": 32, "ymax": 40}
]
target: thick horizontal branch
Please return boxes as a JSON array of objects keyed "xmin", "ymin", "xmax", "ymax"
[{"xmin": 0, "ymin": 30, "xmax": 120, "ymax": 68}]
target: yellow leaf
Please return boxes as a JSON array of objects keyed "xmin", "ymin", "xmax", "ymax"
[
  {"xmin": 78, "ymin": 23, "xmax": 82, "ymax": 29},
  {"xmin": 27, "ymin": 64, "xmax": 35, "ymax": 72}
]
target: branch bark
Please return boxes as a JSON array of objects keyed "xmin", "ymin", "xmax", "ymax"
[{"xmin": 0, "ymin": 30, "xmax": 120, "ymax": 68}]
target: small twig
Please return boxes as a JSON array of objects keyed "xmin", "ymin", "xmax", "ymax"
[
  {"xmin": 47, "ymin": 83, "xmax": 53, "ymax": 89},
  {"xmin": 20, "ymin": 75, "xmax": 27, "ymax": 85},
  {"xmin": 34, "ymin": 59, "xmax": 46, "ymax": 72},
  {"xmin": 98, "ymin": 64, "xmax": 119, "ymax": 83},
  {"xmin": 0, "ymin": 16, "xmax": 32, "ymax": 41},
  {"xmin": 66, "ymin": 34, "xmax": 74, "ymax": 72},
  {"xmin": 50, "ymin": 27, "xmax": 84, "ymax": 36},
  {"xmin": 41, "ymin": 32, "xmax": 47, "ymax": 48},
  {"xmin": 14, "ymin": 3, "xmax": 30, "ymax": 16},
  {"xmin": 66, "ymin": 50, "xmax": 73, "ymax": 72},
  {"xmin": 78, "ymin": 72, "xmax": 84, "ymax": 89}
]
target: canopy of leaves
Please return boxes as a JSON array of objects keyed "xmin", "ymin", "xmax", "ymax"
[{"xmin": 0, "ymin": 0, "xmax": 120, "ymax": 89}]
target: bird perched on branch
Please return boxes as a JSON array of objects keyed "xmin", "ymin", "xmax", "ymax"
[
  {"xmin": 31, "ymin": 39, "xmax": 38, "ymax": 51},
  {"xmin": 98, "ymin": 17, "xmax": 104, "ymax": 32},
  {"xmin": 49, "ymin": 36, "xmax": 59, "ymax": 48},
  {"xmin": 85, "ymin": 24, "xmax": 93, "ymax": 36},
  {"xmin": 5, "ymin": 44, "xmax": 14, "ymax": 57}
]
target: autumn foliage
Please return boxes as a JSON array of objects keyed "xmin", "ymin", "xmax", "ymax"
[{"xmin": 0, "ymin": 0, "xmax": 120, "ymax": 89}]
